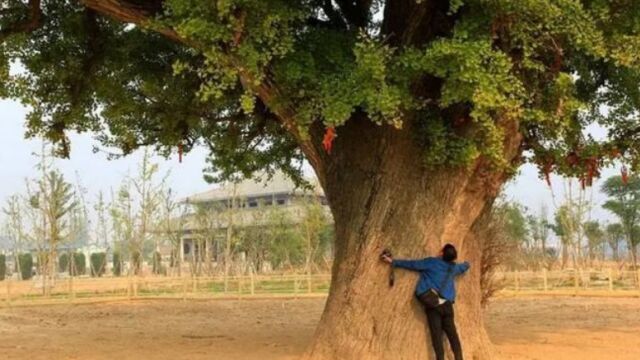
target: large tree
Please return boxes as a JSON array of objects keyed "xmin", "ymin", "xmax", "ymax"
[{"xmin": 3, "ymin": 1, "xmax": 640, "ymax": 358}]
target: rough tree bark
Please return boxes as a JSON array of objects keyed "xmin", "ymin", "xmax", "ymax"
[{"xmin": 302, "ymin": 116, "xmax": 520, "ymax": 359}]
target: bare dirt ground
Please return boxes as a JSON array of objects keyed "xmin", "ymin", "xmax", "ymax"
[
  {"xmin": 488, "ymin": 296, "xmax": 640, "ymax": 360},
  {"xmin": 0, "ymin": 296, "xmax": 638, "ymax": 360}
]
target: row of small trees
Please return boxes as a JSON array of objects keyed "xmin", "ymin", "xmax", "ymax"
[
  {"xmin": 0, "ymin": 251, "xmax": 112, "ymax": 280},
  {"xmin": 0, "ymin": 254, "xmax": 32, "ymax": 280},
  {"xmin": 0, "ymin": 145, "xmax": 162, "ymax": 284},
  {"xmin": 0, "ymin": 144, "xmax": 83, "ymax": 292},
  {"xmin": 1, "ymin": 145, "xmax": 333, "ymax": 283},
  {"xmin": 489, "ymin": 174, "xmax": 640, "ymax": 271}
]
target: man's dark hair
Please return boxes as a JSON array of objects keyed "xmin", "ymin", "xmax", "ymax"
[{"xmin": 442, "ymin": 244, "xmax": 457, "ymax": 263}]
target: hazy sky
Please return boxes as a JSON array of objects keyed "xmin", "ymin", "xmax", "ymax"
[
  {"xmin": 0, "ymin": 98, "xmax": 618, "ymax": 232},
  {"xmin": 0, "ymin": 99, "xmax": 213, "ymax": 203}
]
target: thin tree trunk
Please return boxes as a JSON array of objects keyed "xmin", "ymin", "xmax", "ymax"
[
  {"xmin": 48, "ymin": 248, "xmax": 56, "ymax": 296},
  {"xmin": 224, "ymin": 184, "xmax": 237, "ymax": 292},
  {"xmin": 14, "ymin": 252, "xmax": 21, "ymax": 281},
  {"xmin": 561, "ymin": 242, "xmax": 569, "ymax": 269},
  {"xmin": 42, "ymin": 253, "xmax": 48, "ymax": 296},
  {"xmin": 632, "ymin": 244, "xmax": 638, "ymax": 271}
]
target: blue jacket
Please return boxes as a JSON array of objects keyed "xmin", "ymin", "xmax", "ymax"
[{"xmin": 392, "ymin": 257, "xmax": 470, "ymax": 302}]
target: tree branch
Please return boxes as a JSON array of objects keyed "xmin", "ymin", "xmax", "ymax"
[
  {"xmin": 334, "ymin": 0, "xmax": 372, "ymax": 28},
  {"xmin": 381, "ymin": 0, "xmax": 456, "ymax": 46},
  {"xmin": 79, "ymin": 0, "xmax": 327, "ymax": 181},
  {"xmin": 320, "ymin": 0, "xmax": 347, "ymax": 29},
  {"xmin": 80, "ymin": 0, "xmax": 186, "ymax": 44},
  {"xmin": 69, "ymin": 9, "xmax": 104, "ymax": 106},
  {"xmin": 0, "ymin": 0, "xmax": 42, "ymax": 43}
]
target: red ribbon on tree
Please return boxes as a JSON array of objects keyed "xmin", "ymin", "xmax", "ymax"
[
  {"xmin": 178, "ymin": 142, "xmax": 183, "ymax": 163},
  {"xmin": 621, "ymin": 165, "xmax": 629, "ymax": 185},
  {"xmin": 322, "ymin": 127, "xmax": 336, "ymax": 154}
]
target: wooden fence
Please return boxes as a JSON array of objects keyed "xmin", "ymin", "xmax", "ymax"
[
  {"xmin": 1, "ymin": 273, "xmax": 332, "ymax": 307},
  {"xmin": 497, "ymin": 268, "xmax": 640, "ymax": 295},
  {"xmin": 2, "ymin": 269, "xmax": 639, "ymax": 307}
]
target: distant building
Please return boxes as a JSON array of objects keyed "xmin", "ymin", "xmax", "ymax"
[{"xmin": 177, "ymin": 172, "xmax": 330, "ymax": 265}]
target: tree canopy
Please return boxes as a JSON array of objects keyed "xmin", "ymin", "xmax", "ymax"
[{"xmin": 2, "ymin": 1, "xmax": 640, "ymax": 184}]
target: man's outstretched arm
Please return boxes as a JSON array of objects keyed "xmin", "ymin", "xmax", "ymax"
[
  {"xmin": 391, "ymin": 258, "xmax": 433, "ymax": 271},
  {"xmin": 454, "ymin": 261, "xmax": 470, "ymax": 275}
]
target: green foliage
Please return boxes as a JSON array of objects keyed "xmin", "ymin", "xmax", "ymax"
[
  {"xmin": 605, "ymin": 223, "xmax": 624, "ymax": 259},
  {"xmin": 18, "ymin": 253, "xmax": 33, "ymax": 280},
  {"xmin": 311, "ymin": 35, "xmax": 402, "ymax": 128},
  {"xmin": 113, "ymin": 251, "xmax": 122, "ymax": 276},
  {"xmin": 602, "ymin": 175, "xmax": 640, "ymax": 250},
  {"xmin": 527, "ymin": 206, "xmax": 550, "ymax": 249},
  {"xmin": 402, "ymin": 39, "xmax": 524, "ymax": 167},
  {"xmin": 59, "ymin": 253, "xmax": 69, "ymax": 273},
  {"xmin": 267, "ymin": 209, "xmax": 305, "ymax": 269},
  {"xmin": 415, "ymin": 110, "xmax": 480, "ymax": 168},
  {"xmin": 551, "ymin": 203, "xmax": 584, "ymax": 247},
  {"xmin": 583, "ymin": 220, "xmax": 605, "ymax": 255},
  {"xmin": 36, "ymin": 251, "xmax": 49, "ymax": 273},
  {"xmin": 0, "ymin": 254, "xmax": 6, "ymax": 281},
  {"xmin": 90, "ymin": 253, "xmax": 106, "ymax": 277},
  {"xmin": 235, "ymin": 196, "xmax": 332, "ymax": 271},
  {"xmin": 505, "ymin": 203, "xmax": 529, "ymax": 245},
  {"xmin": 29, "ymin": 169, "xmax": 77, "ymax": 261},
  {"xmin": 3, "ymin": 1, "xmax": 640, "ymax": 180},
  {"xmin": 72, "ymin": 252, "xmax": 86, "ymax": 276}
]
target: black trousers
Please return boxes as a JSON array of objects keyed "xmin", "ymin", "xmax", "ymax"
[{"xmin": 424, "ymin": 301, "xmax": 463, "ymax": 360}]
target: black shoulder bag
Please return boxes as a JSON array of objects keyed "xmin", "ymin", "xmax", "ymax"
[{"xmin": 418, "ymin": 264, "xmax": 454, "ymax": 309}]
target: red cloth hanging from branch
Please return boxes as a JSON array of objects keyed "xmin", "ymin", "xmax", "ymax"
[{"xmin": 322, "ymin": 127, "xmax": 336, "ymax": 154}]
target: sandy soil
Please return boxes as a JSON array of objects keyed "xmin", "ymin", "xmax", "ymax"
[
  {"xmin": 0, "ymin": 296, "xmax": 638, "ymax": 360},
  {"xmin": 488, "ymin": 296, "xmax": 640, "ymax": 360}
]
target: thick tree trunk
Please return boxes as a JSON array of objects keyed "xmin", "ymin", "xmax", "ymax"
[{"xmin": 303, "ymin": 117, "xmax": 518, "ymax": 360}]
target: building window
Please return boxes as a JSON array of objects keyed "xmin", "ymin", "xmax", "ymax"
[
  {"xmin": 276, "ymin": 198, "xmax": 286, "ymax": 205},
  {"xmin": 248, "ymin": 200, "xmax": 258, "ymax": 208}
]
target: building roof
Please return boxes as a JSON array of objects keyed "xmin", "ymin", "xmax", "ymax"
[{"xmin": 182, "ymin": 171, "xmax": 324, "ymax": 204}]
